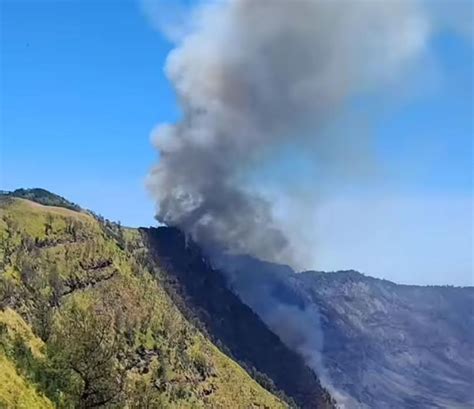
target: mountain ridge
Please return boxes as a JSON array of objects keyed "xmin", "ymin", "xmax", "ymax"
[
  {"xmin": 2, "ymin": 188, "xmax": 472, "ymax": 408},
  {"xmin": 0, "ymin": 192, "xmax": 295, "ymax": 408},
  {"xmin": 300, "ymin": 269, "xmax": 473, "ymax": 289}
]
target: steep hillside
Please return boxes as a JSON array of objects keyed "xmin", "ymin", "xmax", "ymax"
[
  {"xmin": 0, "ymin": 195, "xmax": 287, "ymax": 408},
  {"xmin": 217, "ymin": 254, "xmax": 474, "ymax": 408},
  {"xmin": 143, "ymin": 227, "xmax": 335, "ymax": 409}
]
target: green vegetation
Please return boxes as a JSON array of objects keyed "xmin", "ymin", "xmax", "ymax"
[
  {"xmin": 1, "ymin": 189, "xmax": 81, "ymax": 212},
  {"xmin": 0, "ymin": 196, "xmax": 286, "ymax": 408}
]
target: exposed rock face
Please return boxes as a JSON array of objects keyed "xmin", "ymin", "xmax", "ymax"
[
  {"xmin": 299, "ymin": 271, "xmax": 474, "ymax": 409},
  {"xmin": 217, "ymin": 256, "xmax": 474, "ymax": 409}
]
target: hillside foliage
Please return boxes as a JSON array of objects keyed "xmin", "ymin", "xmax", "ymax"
[
  {"xmin": 0, "ymin": 196, "xmax": 286, "ymax": 409},
  {"xmin": 2, "ymin": 189, "xmax": 81, "ymax": 212}
]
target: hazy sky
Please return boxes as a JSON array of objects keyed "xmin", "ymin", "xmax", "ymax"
[{"xmin": 1, "ymin": 0, "xmax": 472, "ymax": 285}]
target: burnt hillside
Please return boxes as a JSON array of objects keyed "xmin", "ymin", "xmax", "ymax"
[{"xmin": 143, "ymin": 226, "xmax": 335, "ymax": 409}]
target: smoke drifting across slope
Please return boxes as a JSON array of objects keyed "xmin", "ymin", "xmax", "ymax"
[{"xmin": 146, "ymin": 0, "xmax": 431, "ymax": 267}]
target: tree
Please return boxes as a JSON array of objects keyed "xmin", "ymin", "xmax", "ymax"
[{"xmin": 49, "ymin": 297, "xmax": 127, "ymax": 408}]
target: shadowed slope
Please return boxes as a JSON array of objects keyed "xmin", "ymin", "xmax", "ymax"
[{"xmin": 143, "ymin": 226, "xmax": 335, "ymax": 409}]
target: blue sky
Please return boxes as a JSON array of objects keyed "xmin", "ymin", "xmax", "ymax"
[
  {"xmin": 1, "ymin": 0, "xmax": 178, "ymax": 225},
  {"xmin": 0, "ymin": 0, "xmax": 472, "ymax": 284}
]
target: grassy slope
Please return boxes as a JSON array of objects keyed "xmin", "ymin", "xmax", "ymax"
[
  {"xmin": 0, "ymin": 353, "xmax": 53, "ymax": 409},
  {"xmin": 0, "ymin": 197, "xmax": 285, "ymax": 409},
  {"xmin": 0, "ymin": 308, "xmax": 54, "ymax": 409}
]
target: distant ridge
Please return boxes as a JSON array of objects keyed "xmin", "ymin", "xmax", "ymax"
[{"xmin": 1, "ymin": 188, "xmax": 81, "ymax": 211}]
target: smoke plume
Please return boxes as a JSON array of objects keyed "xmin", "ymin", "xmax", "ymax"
[
  {"xmin": 147, "ymin": 0, "xmax": 431, "ymax": 265},
  {"xmin": 143, "ymin": 1, "xmax": 473, "ymax": 403}
]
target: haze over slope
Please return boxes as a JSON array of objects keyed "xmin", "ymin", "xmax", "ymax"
[
  {"xmin": 144, "ymin": 226, "xmax": 334, "ymax": 409},
  {"xmin": 220, "ymin": 257, "xmax": 474, "ymax": 408},
  {"xmin": 299, "ymin": 270, "xmax": 474, "ymax": 408}
]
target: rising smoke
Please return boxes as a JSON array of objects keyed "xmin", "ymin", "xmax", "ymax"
[
  {"xmin": 146, "ymin": 0, "xmax": 431, "ymax": 266},
  {"xmin": 144, "ymin": 0, "xmax": 470, "ymax": 401}
]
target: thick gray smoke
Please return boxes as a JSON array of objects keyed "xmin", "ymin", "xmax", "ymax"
[
  {"xmin": 144, "ymin": 1, "xmax": 471, "ymax": 403},
  {"xmin": 147, "ymin": 0, "xmax": 430, "ymax": 265}
]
